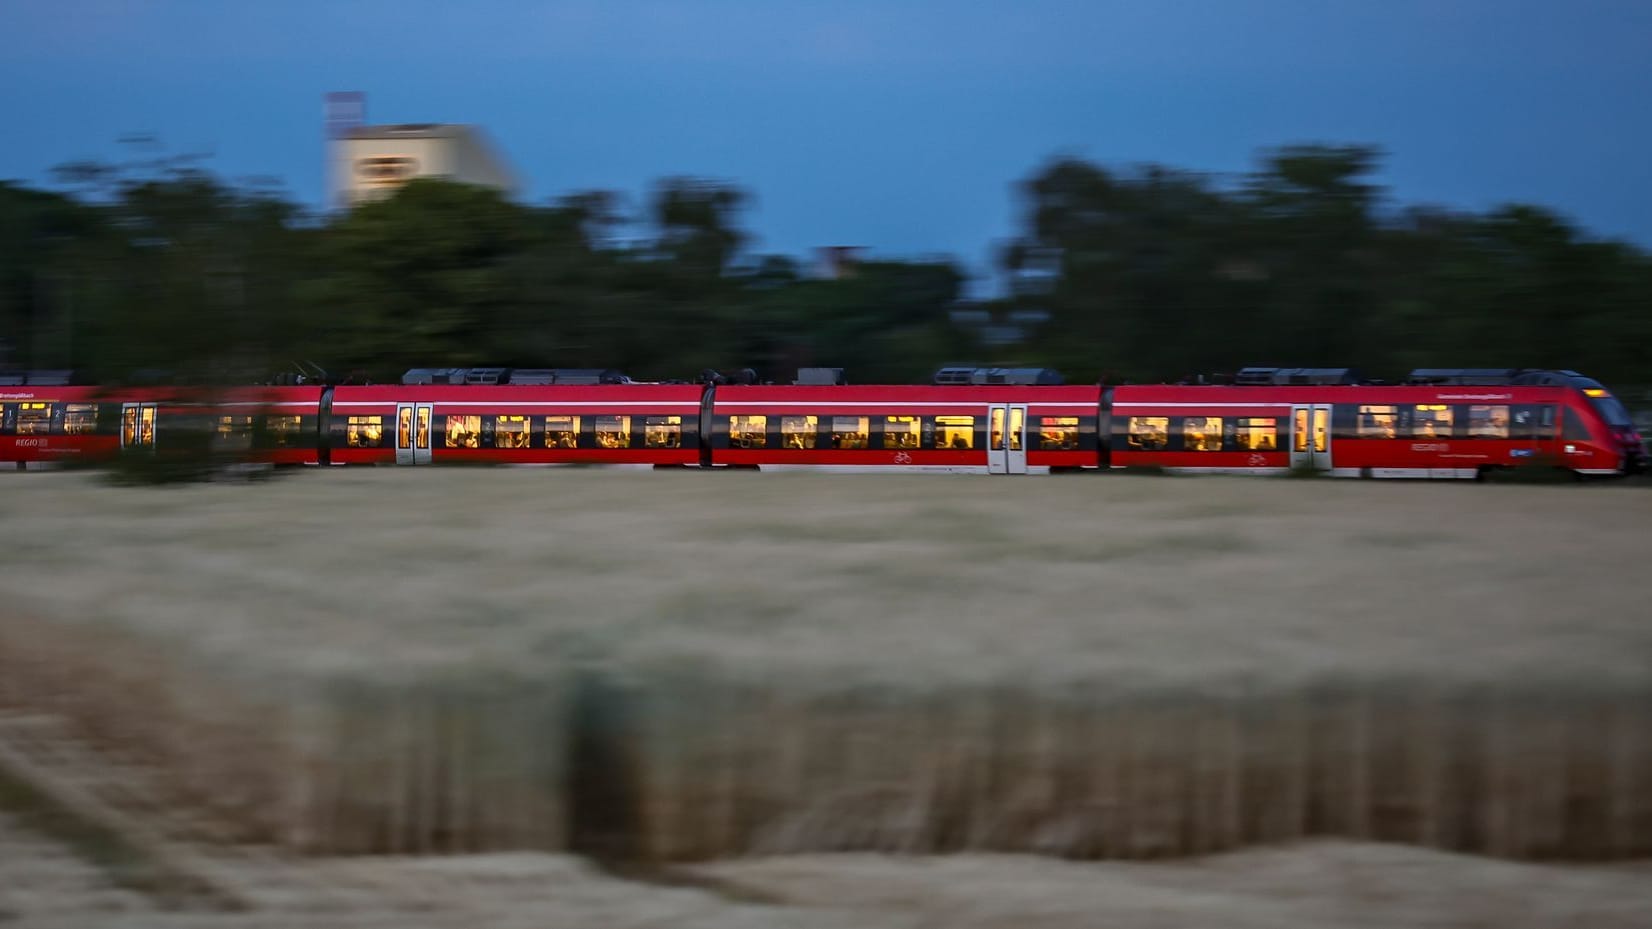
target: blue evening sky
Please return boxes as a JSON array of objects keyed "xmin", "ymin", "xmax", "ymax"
[{"xmin": 3, "ymin": 1, "xmax": 1649, "ymax": 293}]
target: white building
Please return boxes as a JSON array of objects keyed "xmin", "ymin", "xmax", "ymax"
[{"xmin": 327, "ymin": 123, "xmax": 519, "ymax": 209}]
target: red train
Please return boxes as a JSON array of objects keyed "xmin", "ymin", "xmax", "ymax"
[{"xmin": 2, "ymin": 367, "xmax": 1644, "ymax": 478}]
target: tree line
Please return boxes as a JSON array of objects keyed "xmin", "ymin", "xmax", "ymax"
[{"xmin": 3, "ymin": 144, "xmax": 1649, "ymax": 389}]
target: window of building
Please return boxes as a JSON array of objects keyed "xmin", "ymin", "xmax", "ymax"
[
  {"xmin": 885, "ymin": 415, "xmax": 921, "ymax": 449},
  {"xmin": 545, "ymin": 415, "xmax": 580, "ymax": 448},
  {"xmin": 1036, "ymin": 416, "xmax": 1078, "ymax": 450},
  {"xmin": 1467, "ymin": 405, "xmax": 1509, "ymax": 439},
  {"xmin": 495, "ymin": 415, "xmax": 531, "ymax": 449},
  {"xmin": 1358, "ymin": 405, "xmax": 1398, "ymax": 439},
  {"xmin": 595, "ymin": 415, "xmax": 631, "ymax": 449},
  {"xmin": 16, "ymin": 402, "xmax": 52, "ymax": 435},
  {"xmin": 645, "ymin": 415, "xmax": 682, "ymax": 448},
  {"xmin": 267, "ymin": 414, "xmax": 303, "ymax": 447},
  {"xmin": 1234, "ymin": 418, "xmax": 1277, "ymax": 451},
  {"xmin": 348, "ymin": 415, "xmax": 385, "ymax": 448},
  {"xmin": 1126, "ymin": 416, "xmax": 1169, "ymax": 451},
  {"xmin": 781, "ymin": 415, "xmax": 817, "ymax": 449},
  {"xmin": 831, "ymin": 415, "xmax": 869, "ymax": 449},
  {"xmin": 1411, "ymin": 404, "xmax": 1453, "ymax": 439},
  {"xmin": 936, "ymin": 415, "xmax": 976, "ymax": 450},
  {"xmin": 444, "ymin": 415, "xmax": 481, "ymax": 448},
  {"xmin": 1182, "ymin": 416, "xmax": 1222, "ymax": 451},
  {"xmin": 729, "ymin": 414, "xmax": 767, "ymax": 448}
]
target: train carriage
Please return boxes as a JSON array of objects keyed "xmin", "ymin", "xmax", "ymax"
[
  {"xmin": 325, "ymin": 384, "xmax": 705, "ymax": 467},
  {"xmin": 0, "ymin": 385, "xmax": 327, "ymax": 468},
  {"xmin": 1108, "ymin": 376, "xmax": 1643, "ymax": 478},
  {"xmin": 709, "ymin": 385, "xmax": 1105, "ymax": 473}
]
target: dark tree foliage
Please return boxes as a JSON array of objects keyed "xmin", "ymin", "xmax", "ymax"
[{"xmin": 2, "ymin": 146, "xmax": 1649, "ymax": 390}]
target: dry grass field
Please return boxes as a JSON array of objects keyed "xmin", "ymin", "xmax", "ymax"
[{"xmin": 1, "ymin": 468, "xmax": 1649, "ymax": 877}]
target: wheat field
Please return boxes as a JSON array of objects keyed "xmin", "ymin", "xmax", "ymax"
[{"xmin": 0, "ymin": 468, "xmax": 1649, "ymax": 860}]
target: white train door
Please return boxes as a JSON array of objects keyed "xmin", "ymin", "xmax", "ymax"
[
  {"xmin": 120, "ymin": 403, "xmax": 157, "ymax": 451},
  {"xmin": 395, "ymin": 404, "xmax": 433, "ymax": 465},
  {"xmin": 988, "ymin": 404, "xmax": 1028, "ymax": 474},
  {"xmin": 1290, "ymin": 404, "xmax": 1332, "ymax": 471}
]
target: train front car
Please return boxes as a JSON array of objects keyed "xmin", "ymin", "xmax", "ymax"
[
  {"xmin": 1560, "ymin": 375, "xmax": 1645, "ymax": 475},
  {"xmin": 1108, "ymin": 368, "xmax": 1644, "ymax": 479},
  {"xmin": 708, "ymin": 384, "xmax": 1103, "ymax": 473},
  {"xmin": 0, "ymin": 384, "xmax": 122, "ymax": 468},
  {"xmin": 326, "ymin": 383, "xmax": 704, "ymax": 466}
]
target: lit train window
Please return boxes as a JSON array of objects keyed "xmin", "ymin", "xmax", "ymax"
[
  {"xmin": 645, "ymin": 415, "xmax": 682, "ymax": 448},
  {"xmin": 1411, "ymin": 404, "xmax": 1453, "ymax": 439},
  {"xmin": 885, "ymin": 415, "xmax": 920, "ymax": 449},
  {"xmin": 595, "ymin": 415, "xmax": 631, "ymax": 449},
  {"xmin": 217, "ymin": 415, "xmax": 253, "ymax": 451},
  {"xmin": 1126, "ymin": 416, "xmax": 1169, "ymax": 451},
  {"xmin": 781, "ymin": 415, "xmax": 817, "ymax": 449},
  {"xmin": 1036, "ymin": 416, "xmax": 1077, "ymax": 450},
  {"xmin": 347, "ymin": 415, "xmax": 385, "ymax": 448},
  {"xmin": 1467, "ymin": 405, "xmax": 1509, "ymax": 439},
  {"xmin": 936, "ymin": 415, "xmax": 975, "ymax": 450},
  {"xmin": 830, "ymin": 416, "xmax": 869, "ymax": 449},
  {"xmin": 398, "ymin": 407, "xmax": 412, "ymax": 449},
  {"xmin": 444, "ymin": 415, "xmax": 481, "ymax": 448},
  {"xmin": 545, "ymin": 415, "xmax": 580, "ymax": 448},
  {"xmin": 495, "ymin": 415, "xmax": 531, "ymax": 449},
  {"xmin": 1358, "ymin": 405, "xmax": 1398, "ymax": 439},
  {"xmin": 63, "ymin": 403, "xmax": 98, "ymax": 435},
  {"xmin": 1233, "ymin": 418, "xmax": 1278, "ymax": 451},
  {"xmin": 1182, "ymin": 416, "xmax": 1221, "ymax": 451},
  {"xmin": 267, "ymin": 414, "xmax": 303, "ymax": 447},
  {"xmin": 729, "ymin": 414, "xmax": 767, "ymax": 448},
  {"xmin": 16, "ymin": 402, "xmax": 52, "ymax": 435}
]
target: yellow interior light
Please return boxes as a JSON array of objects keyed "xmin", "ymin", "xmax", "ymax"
[{"xmin": 1583, "ymin": 388, "xmax": 1609, "ymax": 398}]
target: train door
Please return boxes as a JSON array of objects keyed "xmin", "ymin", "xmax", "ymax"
[
  {"xmin": 120, "ymin": 403, "xmax": 157, "ymax": 451},
  {"xmin": 395, "ymin": 403, "xmax": 433, "ymax": 465},
  {"xmin": 1290, "ymin": 404, "xmax": 1331, "ymax": 471},
  {"xmin": 988, "ymin": 404, "xmax": 1028, "ymax": 474}
]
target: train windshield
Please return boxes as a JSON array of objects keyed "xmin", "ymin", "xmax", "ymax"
[{"xmin": 1568, "ymin": 377, "xmax": 1633, "ymax": 427}]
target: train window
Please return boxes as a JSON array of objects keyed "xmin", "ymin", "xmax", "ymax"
[
  {"xmin": 1357, "ymin": 405, "xmax": 1398, "ymax": 439},
  {"xmin": 1233, "ymin": 418, "xmax": 1277, "ymax": 451},
  {"xmin": 1562, "ymin": 409, "xmax": 1594, "ymax": 443},
  {"xmin": 1182, "ymin": 416, "xmax": 1221, "ymax": 451},
  {"xmin": 16, "ymin": 402, "xmax": 52, "ymax": 435},
  {"xmin": 347, "ymin": 415, "xmax": 385, "ymax": 448},
  {"xmin": 63, "ymin": 403, "xmax": 98, "ymax": 435},
  {"xmin": 645, "ymin": 415, "xmax": 682, "ymax": 448},
  {"xmin": 1411, "ymin": 404, "xmax": 1453, "ymax": 439},
  {"xmin": 1511, "ymin": 405, "xmax": 1556, "ymax": 441},
  {"xmin": 1126, "ymin": 416, "xmax": 1169, "ymax": 451},
  {"xmin": 595, "ymin": 415, "xmax": 632, "ymax": 449},
  {"xmin": 397, "ymin": 407, "xmax": 412, "ymax": 449},
  {"xmin": 444, "ymin": 415, "xmax": 481, "ymax": 449},
  {"xmin": 1036, "ymin": 416, "xmax": 1078, "ymax": 450},
  {"xmin": 936, "ymin": 415, "xmax": 976, "ymax": 450},
  {"xmin": 1467, "ymin": 405, "xmax": 1509, "ymax": 439},
  {"xmin": 268, "ymin": 414, "xmax": 303, "ymax": 447},
  {"xmin": 216, "ymin": 415, "xmax": 253, "ymax": 451},
  {"xmin": 729, "ymin": 414, "xmax": 767, "ymax": 448},
  {"xmin": 545, "ymin": 415, "xmax": 580, "ymax": 448},
  {"xmin": 831, "ymin": 416, "xmax": 869, "ymax": 449},
  {"xmin": 886, "ymin": 415, "xmax": 921, "ymax": 449},
  {"xmin": 495, "ymin": 415, "xmax": 531, "ymax": 449},
  {"xmin": 781, "ymin": 415, "xmax": 817, "ymax": 449}
]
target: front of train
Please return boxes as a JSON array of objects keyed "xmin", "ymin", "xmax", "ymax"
[{"xmin": 1571, "ymin": 376, "xmax": 1646, "ymax": 475}]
